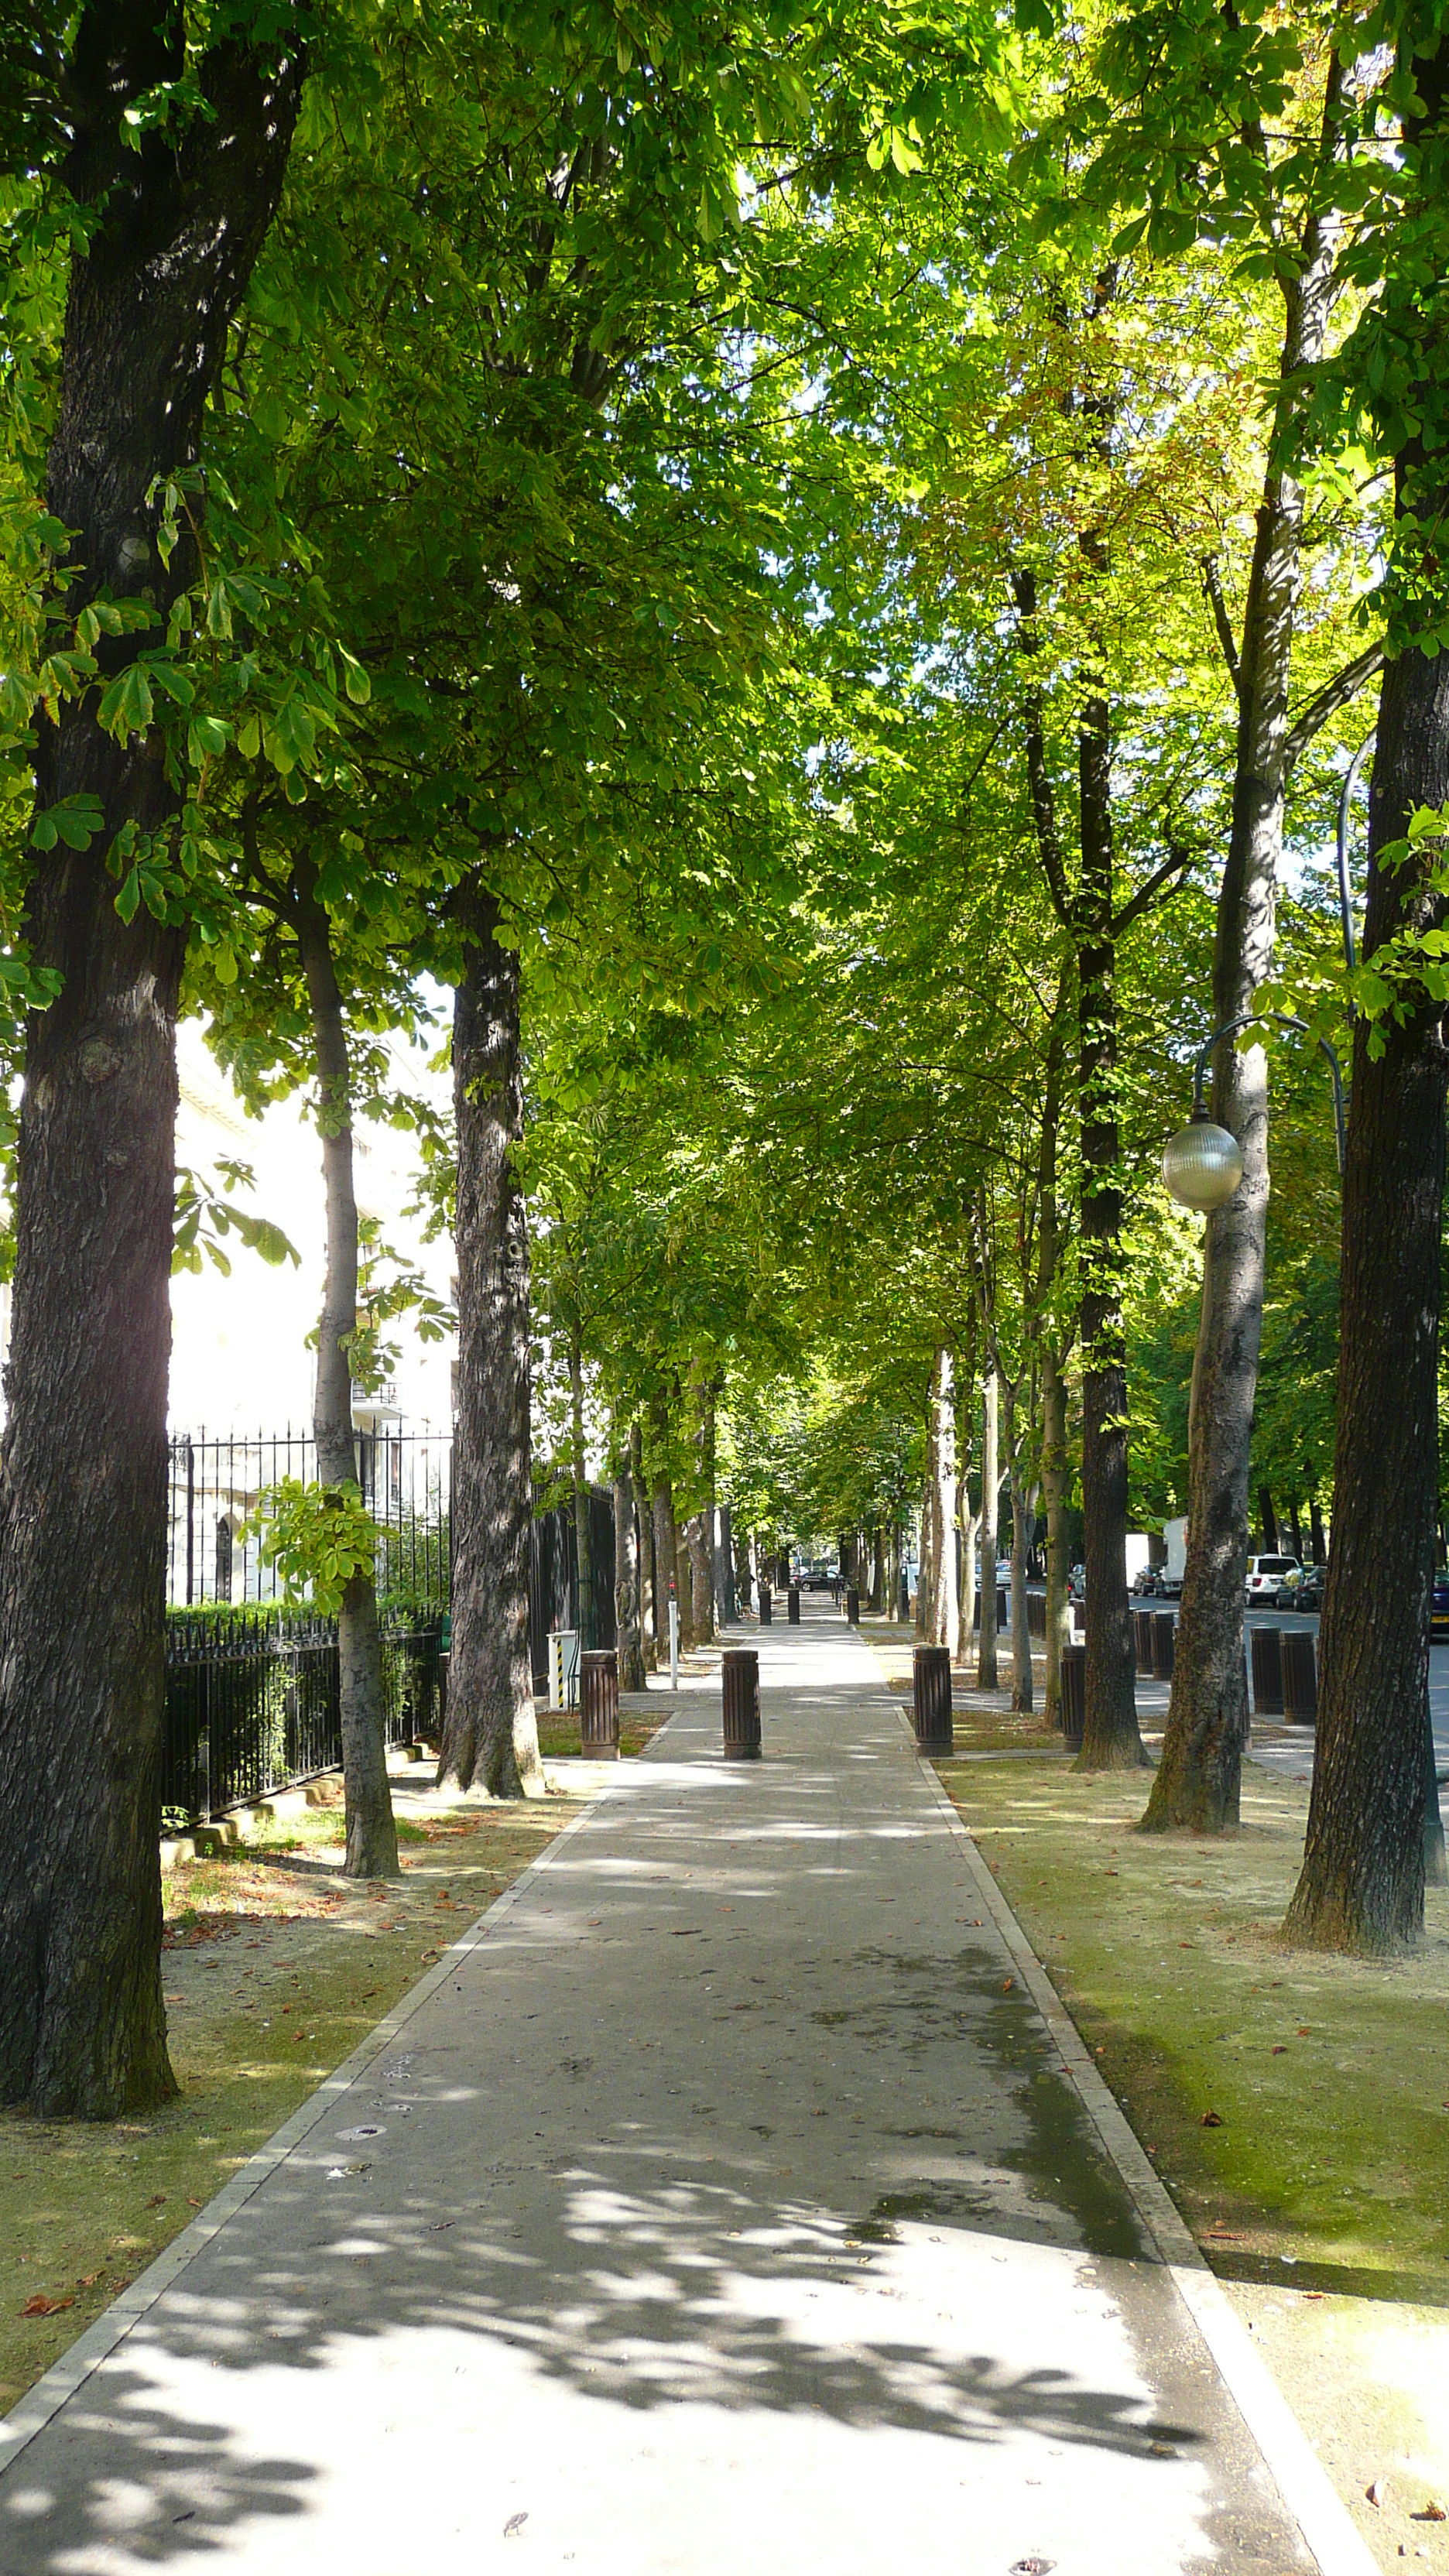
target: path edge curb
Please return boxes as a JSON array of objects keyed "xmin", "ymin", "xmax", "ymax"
[
  {"xmin": 895, "ymin": 1702, "xmax": 1379, "ymax": 2576},
  {"xmin": 0, "ymin": 1728, "xmax": 679, "ymax": 2484}
]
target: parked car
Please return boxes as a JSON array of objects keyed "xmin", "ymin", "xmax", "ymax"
[
  {"xmin": 800, "ymin": 1560, "xmax": 836, "ymax": 1592},
  {"xmin": 1131, "ymin": 1564, "xmax": 1160, "ymax": 1596},
  {"xmin": 1432, "ymin": 1572, "xmax": 1449, "ymax": 1641},
  {"xmin": 1274, "ymin": 1563, "xmax": 1325, "ymax": 1612},
  {"xmin": 1153, "ymin": 1567, "xmax": 1184, "ymax": 1599},
  {"xmin": 1245, "ymin": 1553, "xmax": 1300, "ymax": 1602}
]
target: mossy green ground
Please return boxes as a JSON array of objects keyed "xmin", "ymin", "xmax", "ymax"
[
  {"xmin": 936, "ymin": 1752, "xmax": 1449, "ymax": 2295},
  {"xmin": 0, "ymin": 1773, "xmax": 584, "ymax": 2419}
]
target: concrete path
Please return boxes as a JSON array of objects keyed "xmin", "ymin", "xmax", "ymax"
[{"xmin": 2, "ymin": 1605, "xmax": 1325, "ymax": 2576}]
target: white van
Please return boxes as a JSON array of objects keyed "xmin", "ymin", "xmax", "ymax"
[{"xmin": 1245, "ymin": 1554, "xmax": 1300, "ymax": 1602}]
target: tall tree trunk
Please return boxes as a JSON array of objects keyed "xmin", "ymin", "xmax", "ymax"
[
  {"xmin": 613, "ymin": 1449, "xmax": 646, "ymax": 1694},
  {"xmin": 926, "ymin": 1346, "xmax": 957, "ymax": 1648},
  {"xmin": 1041, "ymin": 1344, "xmax": 1073, "ymax": 1732},
  {"xmin": 570, "ymin": 1327, "xmax": 594, "ymax": 1651},
  {"xmin": 436, "ymin": 885, "xmax": 541, "ymax": 1797},
  {"xmin": 916, "ymin": 1478, "xmax": 933, "ymax": 1636},
  {"xmin": 296, "ymin": 880, "xmax": 398, "ymax": 1880},
  {"xmin": 0, "ymin": 9, "xmax": 302, "ymax": 2121},
  {"xmin": 1259, "ymin": 1487, "xmax": 1279, "ymax": 1553},
  {"xmin": 1309, "ymin": 1491, "xmax": 1327, "ymax": 1566},
  {"xmin": 631, "ymin": 1420, "xmax": 657, "ymax": 1670},
  {"xmin": 1285, "ymin": 545, "xmax": 1449, "ymax": 1948},
  {"xmin": 977, "ymin": 1372, "xmax": 999, "ymax": 1689},
  {"xmin": 1146, "ymin": 113, "xmax": 1342, "ymax": 1830},
  {"xmin": 870, "ymin": 1526, "xmax": 885, "ymax": 1613},
  {"xmin": 687, "ymin": 1368, "xmax": 715, "ymax": 1643},
  {"xmin": 1074, "ymin": 697, "xmax": 1145, "ymax": 1769},
  {"xmin": 649, "ymin": 1397, "xmax": 680, "ymax": 1656},
  {"xmin": 1007, "ymin": 1429, "xmax": 1036, "ymax": 1718}
]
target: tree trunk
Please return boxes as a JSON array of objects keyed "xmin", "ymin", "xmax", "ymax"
[
  {"xmin": 632, "ymin": 1420, "xmax": 657, "ymax": 1671},
  {"xmin": 1285, "ymin": 628, "xmax": 1449, "ymax": 1949},
  {"xmin": 570, "ymin": 1327, "xmax": 594, "ymax": 1651},
  {"xmin": 296, "ymin": 880, "xmax": 398, "ymax": 1879},
  {"xmin": 436, "ymin": 886, "xmax": 541, "ymax": 1797},
  {"xmin": 1309, "ymin": 1492, "xmax": 1327, "ymax": 1565},
  {"xmin": 1259, "ymin": 1487, "xmax": 1279, "ymax": 1553},
  {"xmin": 650, "ymin": 1397, "xmax": 680, "ymax": 1655},
  {"xmin": 1075, "ymin": 697, "xmax": 1145, "ymax": 1769},
  {"xmin": 0, "ymin": 9, "xmax": 302, "ymax": 2120},
  {"xmin": 1009, "ymin": 1451, "xmax": 1036, "ymax": 1716},
  {"xmin": 926, "ymin": 1346, "xmax": 957, "ymax": 1649},
  {"xmin": 1287, "ymin": 1495, "xmax": 1304, "ymax": 1559},
  {"xmin": 1146, "ymin": 150, "xmax": 1340, "ymax": 1829},
  {"xmin": 613, "ymin": 1455, "xmax": 646, "ymax": 1694},
  {"xmin": 917, "ymin": 1475, "xmax": 934, "ymax": 1636},
  {"xmin": 1042, "ymin": 1344, "xmax": 1072, "ymax": 1732},
  {"xmin": 977, "ymin": 1372, "xmax": 1000, "ymax": 1689},
  {"xmin": 688, "ymin": 1368, "xmax": 715, "ymax": 1643}
]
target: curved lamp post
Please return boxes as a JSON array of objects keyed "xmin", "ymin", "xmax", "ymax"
[{"xmin": 1162, "ymin": 1011, "xmax": 1345, "ymax": 1212}]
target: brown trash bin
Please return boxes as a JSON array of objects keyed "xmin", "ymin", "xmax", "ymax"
[
  {"xmin": 913, "ymin": 1645, "xmax": 953, "ymax": 1752},
  {"xmin": 846, "ymin": 1587, "xmax": 860, "ymax": 1625},
  {"xmin": 758, "ymin": 1584, "xmax": 772, "ymax": 1625},
  {"xmin": 1282, "ymin": 1629, "xmax": 1317, "ymax": 1725},
  {"xmin": 787, "ymin": 1584, "xmax": 801, "ymax": 1624},
  {"xmin": 1152, "ymin": 1612, "xmax": 1176, "ymax": 1680},
  {"xmin": 1250, "ymin": 1625, "xmax": 1284, "ymax": 1716},
  {"xmin": 580, "ymin": 1649, "xmax": 620, "ymax": 1758},
  {"xmin": 722, "ymin": 1649, "xmax": 762, "ymax": 1757},
  {"xmin": 1135, "ymin": 1609, "xmax": 1155, "ymax": 1676}
]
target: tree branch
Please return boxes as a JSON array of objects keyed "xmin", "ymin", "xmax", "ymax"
[
  {"xmin": 1283, "ymin": 642, "xmax": 1385, "ymax": 773},
  {"xmin": 1200, "ymin": 553, "xmax": 1242, "ymax": 694},
  {"xmin": 1112, "ymin": 842, "xmax": 1193, "ymax": 939}
]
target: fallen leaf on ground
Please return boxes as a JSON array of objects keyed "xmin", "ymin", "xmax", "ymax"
[
  {"xmin": 1368, "ymin": 2480, "xmax": 1389, "ymax": 2508},
  {"xmin": 1201, "ymin": 2111, "xmax": 1224, "ymax": 2128},
  {"xmin": 146, "ymin": 2194, "xmax": 166, "ymax": 2208},
  {"xmin": 1413, "ymin": 2504, "xmax": 1447, "ymax": 2523},
  {"xmin": 504, "ymin": 2513, "xmax": 528, "ymax": 2537},
  {"xmin": 21, "ymin": 2294, "xmax": 74, "ymax": 2317}
]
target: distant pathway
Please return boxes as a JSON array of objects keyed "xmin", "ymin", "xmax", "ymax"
[{"xmin": 0, "ymin": 1602, "xmax": 1343, "ymax": 2574}]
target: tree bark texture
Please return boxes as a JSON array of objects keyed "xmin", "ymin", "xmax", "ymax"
[
  {"xmin": 1074, "ymin": 699, "xmax": 1144, "ymax": 1769},
  {"xmin": 0, "ymin": 11, "xmax": 302, "ymax": 2114},
  {"xmin": 1285, "ymin": 642, "xmax": 1449, "ymax": 1948},
  {"xmin": 613, "ymin": 1461, "xmax": 646, "ymax": 1694},
  {"xmin": 437, "ymin": 886, "xmax": 541, "ymax": 1798},
  {"xmin": 924, "ymin": 1347, "xmax": 957, "ymax": 1649},
  {"xmin": 297, "ymin": 882, "xmax": 398, "ymax": 1881},
  {"xmin": 976, "ymin": 1373, "xmax": 1000, "ymax": 1688},
  {"xmin": 1146, "ymin": 132, "xmax": 1340, "ymax": 1831},
  {"xmin": 1041, "ymin": 1345, "xmax": 1072, "ymax": 1732},
  {"xmin": 649, "ymin": 1399, "xmax": 680, "ymax": 1656},
  {"xmin": 631, "ymin": 1420, "xmax": 657, "ymax": 1670},
  {"xmin": 570, "ymin": 1330, "xmax": 595, "ymax": 1653}
]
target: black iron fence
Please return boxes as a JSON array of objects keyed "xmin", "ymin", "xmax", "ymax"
[
  {"xmin": 168, "ymin": 1427, "xmax": 452, "ymax": 1609},
  {"xmin": 163, "ymin": 1428, "xmax": 622, "ymax": 1818},
  {"xmin": 162, "ymin": 1608, "xmax": 446, "ymax": 1821}
]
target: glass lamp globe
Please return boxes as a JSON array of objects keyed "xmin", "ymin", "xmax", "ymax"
[{"xmin": 1162, "ymin": 1113, "xmax": 1244, "ymax": 1212}]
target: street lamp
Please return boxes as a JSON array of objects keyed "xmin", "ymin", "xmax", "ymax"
[{"xmin": 1162, "ymin": 1011, "xmax": 1345, "ymax": 1212}]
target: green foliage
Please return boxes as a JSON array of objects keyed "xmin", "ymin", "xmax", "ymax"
[{"xmin": 247, "ymin": 1478, "xmax": 382, "ymax": 1617}]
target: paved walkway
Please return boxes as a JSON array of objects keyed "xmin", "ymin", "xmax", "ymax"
[{"xmin": 2, "ymin": 1605, "xmax": 1331, "ymax": 2575}]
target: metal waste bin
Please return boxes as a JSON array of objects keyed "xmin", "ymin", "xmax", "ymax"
[
  {"xmin": 1152, "ymin": 1612, "xmax": 1176, "ymax": 1680},
  {"xmin": 758, "ymin": 1584, "xmax": 772, "ymax": 1625},
  {"xmin": 580, "ymin": 1649, "xmax": 619, "ymax": 1758},
  {"xmin": 1135, "ymin": 1609, "xmax": 1155, "ymax": 1675},
  {"xmin": 1282, "ymin": 1629, "xmax": 1317, "ymax": 1724},
  {"xmin": 787, "ymin": 1583, "xmax": 801, "ymax": 1625},
  {"xmin": 1250, "ymin": 1625, "xmax": 1284, "ymax": 1716},
  {"xmin": 913, "ymin": 1644, "xmax": 953, "ymax": 1752},
  {"xmin": 722, "ymin": 1648, "xmax": 762, "ymax": 1757},
  {"xmin": 846, "ymin": 1587, "xmax": 860, "ymax": 1625},
  {"xmin": 1060, "ymin": 1642, "xmax": 1086, "ymax": 1751}
]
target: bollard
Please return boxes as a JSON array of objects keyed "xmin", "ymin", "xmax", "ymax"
[
  {"xmin": 846, "ymin": 1587, "xmax": 860, "ymax": 1626},
  {"xmin": 1152, "ymin": 1611, "xmax": 1176, "ymax": 1680},
  {"xmin": 899, "ymin": 1572, "xmax": 910, "ymax": 1621},
  {"xmin": 722, "ymin": 1648, "xmax": 762, "ymax": 1757},
  {"xmin": 1060, "ymin": 1642, "xmax": 1086, "ymax": 1752},
  {"xmin": 1250, "ymin": 1625, "xmax": 1284, "ymax": 1717},
  {"xmin": 1282, "ymin": 1629, "xmax": 1317, "ymax": 1725},
  {"xmin": 1135, "ymin": 1609, "xmax": 1155, "ymax": 1676},
  {"xmin": 758, "ymin": 1584, "xmax": 772, "ymax": 1625},
  {"xmin": 913, "ymin": 1644, "xmax": 953, "ymax": 1752},
  {"xmin": 580, "ymin": 1649, "xmax": 620, "ymax": 1758},
  {"xmin": 787, "ymin": 1583, "xmax": 801, "ymax": 1625}
]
